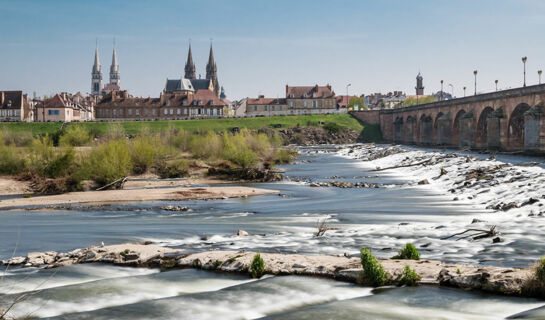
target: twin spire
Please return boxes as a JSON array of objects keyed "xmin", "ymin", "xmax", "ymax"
[
  {"xmin": 183, "ymin": 42, "xmax": 219, "ymax": 97},
  {"xmin": 91, "ymin": 39, "xmax": 120, "ymax": 95}
]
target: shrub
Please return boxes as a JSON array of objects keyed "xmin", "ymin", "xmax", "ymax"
[
  {"xmin": 536, "ymin": 257, "xmax": 545, "ymax": 284},
  {"xmin": 28, "ymin": 136, "xmax": 78, "ymax": 178},
  {"xmin": 392, "ymin": 243, "xmax": 420, "ymax": 260},
  {"xmin": 130, "ymin": 135, "xmax": 168, "ymax": 174},
  {"xmin": 274, "ymin": 148, "xmax": 298, "ymax": 164},
  {"xmin": 323, "ymin": 122, "xmax": 346, "ymax": 134},
  {"xmin": 397, "ymin": 265, "xmax": 421, "ymax": 286},
  {"xmin": 155, "ymin": 159, "xmax": 189, "ymax": 178},
  {"xmin": 59, "ymin": 125, "xmax": 92, "ymax": 147},
  {"xmin": 0, "ymin": 143, "xmax": 26, "ymax": 175},
  {"xmin": 88, "ymin": 139, "xmax": 132, "ymax": 186},
  {"xmin": 189, "ymin": 132, "xmax": 222, "ymax": 159},
  {"xmin": 250, "ymin": 253, "xmax": 265, "ymax": 278},
  {"xmin": 360, "ymin": 247, "xmax": 388, "ymax": 286},
  {"xmin": 222, "ymin": 134, "xmax": 258, "ymax": 169},
  {"xmin": 104, "ymin": 123, "xmax": 126, "ymax": 140},
  {"xmin": 167, "ymin": 129, "xmax": 191, "ymax": 151}
]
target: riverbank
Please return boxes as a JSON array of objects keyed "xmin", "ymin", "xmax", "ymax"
[
  {"xmin": 0, "ymin": 185, "xmax": 277, "ymax": 209},
  {"xmin": 2, "ymin": 242, "xmax": 540, "ymax": 299}
]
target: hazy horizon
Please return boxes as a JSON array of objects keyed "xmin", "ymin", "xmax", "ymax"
[{"xmin": 2, "ymin": 0, "xmax": 545, "ymax": 100}]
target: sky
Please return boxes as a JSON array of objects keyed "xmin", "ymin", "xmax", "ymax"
[{"xmin": 2, "ymin": 0, "xmax": 545, "ymax": 100}]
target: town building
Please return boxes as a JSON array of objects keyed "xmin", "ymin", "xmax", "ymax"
[
  {"xmin": 365, "ymin": 91, "xmax": 406, "ymax": 109},
  {"xmin": 416, "ymin": 72, "xmax": 424, "ymax": 95},
  {"xmin": 36, "ymin": 92, "xmax": 95, "ymax": 122},
  {"xmin": 0, "ymin": 91, "xmax": 34, "ymax": 122},
  {"xmin": 246, "ymin": 96, "xmax": 288, "ymax": 116},
  {"xmin": 95, "ymin": 89, "xmax": 226, "ymax": 120}
]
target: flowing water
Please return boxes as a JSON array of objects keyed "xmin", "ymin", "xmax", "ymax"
[{"xmin": 1, "ymin": 145, "xmax": 545, "ymax": 319}]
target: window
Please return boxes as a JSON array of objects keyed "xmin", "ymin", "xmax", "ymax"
[
  {"xmin": 177, "ymin": 108, "xmax": 181, "ymax": 115},
  {"xmin": 48, "ymin": 110, "xmax": 60, "ymax": 116},
  {"xmin": 113, "ymin": 109, "xmax": 117, "ymax": 116},
  {"xmin": 279, "ymin": 106, "xmax": 283, "ymax": 111},
  {"xmin": 120, "ymin": 109, "xmax": 124, "ymax": 116},
  {"xmin": 303, "ymin": 101, "xmax": 307, "ymax": 107},
  {"xmin": 105, "ymin": 109, "xmax": 109, "ymax": 116},
  {"xmin": 184, "ymin": 108, "xmax": 188, "ymax": 115},
  {"xmin": 170, "ymin": 108, "xmax": 174, "ymax": 115},
  {"xmin": 128, "ymin": 109, "xmax": 133, "ymax": 116},
  {"xmin": 254, "ymin": 106, "xmax": 258, "ymax": 111},
  {"xmin": 218, "ymin": 108, "xmax": 222, "ymax": 115},
  {"xmin": 135, "ymin": 109, "xmax": 140, "ymax": 116},
  {"xmin": 164, "ymin": 109, "xmax": 168, "ymax": 115},
  {"xmin": 319, "ymin": 100, "xmax": 323, "ymax": 107},
  {"xmin": 264, "ymin": 105, "xmax": 268, "ymax": 111},
  {"xmin": 144, "ymin": 109, "xmax": 148, "ymax": 116},
  {"xmin": 290, "ymin": 102, "xmax": 294, "ymax": 108},
  {"xmin": 312, "ymin": 101, "xmax": 317, "ymax": 108},
  {"xmin": 152, "ymin": 109, "xmax": 157, "ymax": 115},
  {"xmin": 272, "ymin": 105, "xmax": 275, "ymax": 111}
]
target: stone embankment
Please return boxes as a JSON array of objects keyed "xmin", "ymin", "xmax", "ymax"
[
  {"xmin": 278, "ymin": 127, "xmax": 360, "ymax": 145},
  {"xmin": 2, "ymin": 243, "xmax": 539, "ymax": 299}
]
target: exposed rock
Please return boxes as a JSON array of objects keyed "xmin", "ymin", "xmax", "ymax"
[
  {"xmin": 6, "ymin": 256, "xmax": 25, "ymax": 265},
  {"xmin": 236, "ymin": 230, "xmax": 249, "ymax": 237},
  {"xmin": 418, "ymin": 179, "xmax": 429, "ymax": 185}
]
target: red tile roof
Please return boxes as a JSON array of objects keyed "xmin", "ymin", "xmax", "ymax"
[
  {"xmin": 286, "ymin": 84, "xmax": 335, "ymax": 99},
  {"xmin": 247, "ymin": 97, "xmax": 287, "ymax": 105}
]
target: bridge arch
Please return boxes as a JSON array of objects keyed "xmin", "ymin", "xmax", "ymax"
[
  {"xmin": 475, "ymin": 106, "xmax": 494, "ymax": 148},
  {"xmin": 451, "ymin": 109, "xmax": 467, "ymax": 146},
  {"xmin": 405, "ymin": 115, "xmax": 417, "ymax": 144},
  {"xmin": 393, "ymin": 116, "xmax": 404, "ymax": 143},
  {"xmin": 419, "ymin": 114, "xmax": 433, "ymax": 145},
  {"xmin": 508, "ymin": 103, "xmax": 531, "ymax": 149},
  {"xmin": 433, "ymin": 112, "xmax": 444, "ymax": 143}
]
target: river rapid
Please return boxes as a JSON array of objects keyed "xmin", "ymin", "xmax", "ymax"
[{"xmin": 1, "ymin": 144, "xmax": 545, "ymax": 319}]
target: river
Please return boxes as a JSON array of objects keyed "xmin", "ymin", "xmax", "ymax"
[{"xmin": 1, "ymin": 145, "xmax": 544, "ymax": 319}]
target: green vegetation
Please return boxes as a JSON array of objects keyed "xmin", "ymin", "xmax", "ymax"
[
  {"xmin": 155, "ymin": 159, "xmax": 190, "ymax": 179},
  {"xmin": 536, "ymin": 257, "xmax": 545, "ymax": 284},
  {"xmin": 398, "ymin": 265, "xmax": 421, "ymax": 286},
  {"xmin": 88, "ymin": 139, "xmax": 133, "ymax": 186},
  {"xmin": 348, "ymin": 96, "xmax": 366, "ymax": 110},
  {"xmin": 0, "ymin": 114, "xmax": 364, "ymax": 136},
  {"xmin": 360, "ymin": 247, "xmax": 388, "ymax": 287},
  {"xmin": 456, "ymin": 268, "xmax": 461, "ymax": 275},
  {"xmin": 392, "ymin": 243, "xmax": 421, "ymax": 260},
  {"xmin": 58, "ymin": 125, "xmax": 92, "ymax": 147},
  {"xmin": 399, "ymin": 95, "xmax": 437, "ymax": 108},
  {"xmin": 250, "ymin": 253, "xmax": 265, "ymax": 278}
]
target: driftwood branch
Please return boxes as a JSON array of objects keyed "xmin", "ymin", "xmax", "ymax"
[
  {"xmin": 314, "ymin": 218, "xmax": 339, "ymax": 237},
  {"xmin": 441, "ymin": 225, "xmax": 498, "ymax": 241},
  {"xmin": 96, "ymin": 177, "xmax": 127, "ymax": 191}
]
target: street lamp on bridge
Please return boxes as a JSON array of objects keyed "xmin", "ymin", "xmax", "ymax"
[
  {"xmin": 346, "ymin": 83, "xmax": 351, "ymax": 109},
  {"xmin": 539, "ymin": 70, "xmax": 542, "ymax": 85},
  {"xmin": 473, "ymin": 70, "xmax": 478, "ymax": 95},
  {"xmin": 440, "ymin": 80, "xmax": 444, "ymax": 101},
  {"xmin": 495, "ymin": 79, "xmax": 498, "ymax": 91},
  {"xmin": 463, "ymin": 86, "xmax": 466, "ymax": 97},
  {"xmin": 522, "ymin": 56, "xmax": 527, "ymax": 87}
]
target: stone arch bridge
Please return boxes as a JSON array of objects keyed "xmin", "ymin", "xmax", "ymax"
[{"xmin": 352, "ymin": 84, "xmax": 545, "ymax": 152}]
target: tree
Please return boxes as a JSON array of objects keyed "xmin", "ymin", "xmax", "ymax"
[
  {"xmin": 401, "ymin": 95, "xmax": 437, "ymax": 108},
  {"xmin": 348, "ymin": 96, "xmax": 366, "ymax": 111}
]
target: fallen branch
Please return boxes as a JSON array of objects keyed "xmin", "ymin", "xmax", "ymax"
[
  {"xmin": 95, "ymin": 177, "xmax": 127, "ymax": 191},
  {"xmin": 441, "ymin": 225, "xmax": 498, "ymax": 241},
  {"xmin": 314, "ymin": 218, "xmax": 338, "ymax": 237}
]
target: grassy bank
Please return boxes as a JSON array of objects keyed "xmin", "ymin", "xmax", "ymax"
[{"xmin": 0, "ymin": 114, "xmax": 364, "ymax": 136}]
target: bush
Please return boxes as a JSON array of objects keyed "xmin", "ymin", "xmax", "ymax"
[
  {"xmin": 28, "ymin": 136, "xmax": 77, "ymax": 178},
  {"xmin": 398, "ymin": 265, "xmax": 421, "ymax": 286},
  {"xmin": 323, "ymin": 122, "xmax": 346, "ymax": 134},
  {"xmin": 59, "ymin": 125, "xmax": 92, "ymax": 147},
  {"xmin": 536, "ymin": 257, "xmax": 545, "ymax": 284},
  {"xmin": 88, "ymin": 139, "xmax": 132, "ymax": 186},
  {"xmin": 189, "ymin": 132, "xmax": 222, "ymax": 159},
  {"xmin": 360, "ymin": 247, "xmax": 388, "ymax": 287},
  {"xmin": 222, "ymin": 133, "xmax": 258, "ymax": 169},
  {"xmin": 274, "ymin": 148, "xmax": 298, "ymax": 164},
  {"xmin": 130, "ymin": 135, "xmax": 168, "ymax": 174},
  {"xmin": 393, "ymin": 243, "xmax": 420, "ymax": 260},
  {"xmin": 104, "ymin": 123, "xmax": 126, "ymax": 140},
  {"xmin": 249, "ymin": 253, "xmax": 265, "ymax": 278},
  {"xmin": 155, "ymin": 159, "xmax": 189, "ymax": 178},
  {"xmin": 0, "ymin": 138, "xmax": 26, "ymax": 175}
]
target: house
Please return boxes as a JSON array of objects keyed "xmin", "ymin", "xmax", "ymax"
[
  {"xmin": 0, "ymin": 91, "xmax": 34, "ymax": 122},
  {"xmin": 285, "ymin": 84, "xmax": 339, "ymax": 115},
  {"xmin": 246, "ymin": 96, "xmax": 288, "ymax": 117},
  {"xmin": 36, "ymin": 92, "xmax": 95, "ymax": 122}
]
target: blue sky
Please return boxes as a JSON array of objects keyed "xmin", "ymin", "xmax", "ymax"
[{"xmin": 1, "ymin": 0, "xmax": 545, "ymax": 100}]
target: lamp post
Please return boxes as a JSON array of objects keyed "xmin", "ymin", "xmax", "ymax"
[
  {"xmin": 539, "ymin": 70, "xmax": 542, "ymax": 85},
  {"xmin": 495, "ymin": 80, "xmax": 498, "ymax": 91},
  {"xmin": 463, "ymin": 86, "xmax": 466, "ymax": 97},
  {"xmin": 440, "ymin": 80, "xmax": 444, "ymax": 101},
  {"xmin": 522, "ymin": 56, "xmax": 527, "ymax": 87},
  {"xmin": 346, "ymin": 83, "xmax": 351, "ymax": 110},
  {"xmin": 473, "ymin": 70, "xmax": 478, "ymax": 95}
]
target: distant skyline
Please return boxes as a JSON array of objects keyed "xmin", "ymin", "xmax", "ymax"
[{"xmin": 2, "ymin": 0, "xmax": 545, "ymax": 100}]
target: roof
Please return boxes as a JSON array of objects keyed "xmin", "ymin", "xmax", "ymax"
[
  {"xmin": 247, "ymin": 97, "xmax": 287, "ymax": 105},
  {"xmin": 165, "ymin": 78, "xmax": 201, "ymax": 93},
  {"xmin": 190, "ymin": 79, "xmax": 212, "ymax": 91},
  {"xmin": 286, "ymin": 85, "xmax": 335, "ymax": 99},
  {"xmin": 0, "ymin": 91, "xmax": 23, "ymax": 109},
  {"xmin": 97, "ymin": 96, "xmax": 161, "ymax": 108}
]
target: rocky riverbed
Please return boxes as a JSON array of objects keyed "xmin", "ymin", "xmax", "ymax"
[{"xmin": 3, "ymin": 242, "xmax": 542, "ymax": 299}]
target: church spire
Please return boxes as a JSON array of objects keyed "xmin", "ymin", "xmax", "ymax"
[
  {"xmin": 184, "ymin": 42, "xmax": 196, "ymax": 79},
  {"xmin": 91, "ymin": 41, "xmax": 102, "ymax": 96},
  {"xmin": 206, "ymin": 42, "xmax": 219, "ymax": 97},
  {"xmin": 109, "ymin": 39, "xmax": 120, "ymax": 87}
]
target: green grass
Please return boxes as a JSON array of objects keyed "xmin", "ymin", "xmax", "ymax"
[{"xmin": 0, "ymin": 114, "xmax": 365, "ymax": 136}]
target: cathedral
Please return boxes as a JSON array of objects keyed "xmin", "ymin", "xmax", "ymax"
[
  {"xmin": 91, "ymin": 42, "xmax": 121, "ymax": 96},
  {"xmin": 164, "ymin": 44, "xmax": 223, "ymax": 98}
]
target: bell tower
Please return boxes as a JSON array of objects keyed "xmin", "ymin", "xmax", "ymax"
[
  {"xmin": 206, "ymin": 43, "xmax": 220, "ymax": 97},
  {"xmin": 109, "ymin": 40, "xmax": 120, "ymax": 87},
  {"xmin": 416, "ymin": 72, "xmax": 424, "ymax": 96},
  {"xmin": 91, "ymin": 42, "xmax": 102, "ymax": 96}
]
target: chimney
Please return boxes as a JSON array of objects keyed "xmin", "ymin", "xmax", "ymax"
[
  {"xmin": 258, "ymin": 95, "xmax": 265, "ymax": 99},
  {"xmin": 315, "ymin": 84, "xmax": 319, "ymax": 92},
  {"xmin": 286, "ymin": 84, "xmax": 289, "ymax": 97},
  {"xmin": 1, "ymin": 91, "xmax": 4, "ymax": 105}
]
